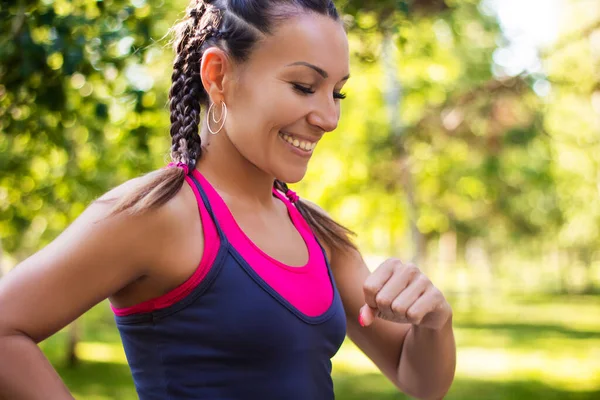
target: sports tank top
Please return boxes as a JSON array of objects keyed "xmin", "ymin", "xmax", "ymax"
[{"xmin": 113, "ymin": 170, "xmax": 347, "ymax": 399}]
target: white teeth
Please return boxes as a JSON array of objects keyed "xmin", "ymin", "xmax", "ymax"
[{"xmin": 279, "ymin": 132, "xmax": 315, "ymax": 152}]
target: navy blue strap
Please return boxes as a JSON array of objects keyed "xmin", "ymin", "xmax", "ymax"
[{"xmin": 189, "ymin": 173, "xmax": 226, "ymax": 243}]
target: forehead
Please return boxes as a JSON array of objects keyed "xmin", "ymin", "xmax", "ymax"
[{"xmin": 244, "ymin": 12, "xmax": 349, "ymax": 79}]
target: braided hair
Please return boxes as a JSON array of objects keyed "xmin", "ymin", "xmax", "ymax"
[
  {"xmin": 169, "ymin": 2, "xmax": 233, "ymax": 174},
  {"xmin": 108, "ymin": 0, "xmax": 356, "ymax": 252}
]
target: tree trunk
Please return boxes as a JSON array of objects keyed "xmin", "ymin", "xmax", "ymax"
[
  {"xmin": 382, "ymin": 31, "xmax": 426, "ymax": 268},
  {"xmin": 438, "ymin": 231, "xmax": 457, "ymax": 282},
  {"xmin": 438, "ymin": 231, "xmax": 457, "ymax": 268}
]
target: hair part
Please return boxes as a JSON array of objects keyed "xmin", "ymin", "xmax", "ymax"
[{"xmin": 105, "ymin": 0, "xmax": 356, "ymax": 252}]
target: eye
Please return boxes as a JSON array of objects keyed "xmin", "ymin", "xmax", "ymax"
[
  {"xmin": 292, "ymin": 83, "xmax": 347, "ymax": 100},
  {"xmin": 292, "ymin": 83, "xmax": 315, "ymax": 95}
]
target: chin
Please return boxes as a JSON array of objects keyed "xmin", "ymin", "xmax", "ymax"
[{"xmin": 276, "ymin": 165, "xmax": 308, "ymax": 184}]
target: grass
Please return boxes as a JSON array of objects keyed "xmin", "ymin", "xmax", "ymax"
[{"xmin": 40, "ymin": 294, "xmax": 600, "ymax": 399}]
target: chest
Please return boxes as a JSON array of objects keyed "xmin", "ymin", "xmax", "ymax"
[{"xmin": 228, "ymin": 200, "xmax": 309, "ymax": 267}]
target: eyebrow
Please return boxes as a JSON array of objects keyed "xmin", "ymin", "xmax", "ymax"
[{"xmin": 286, "ymin": 61, "xmax": 350, "ymax": 81}]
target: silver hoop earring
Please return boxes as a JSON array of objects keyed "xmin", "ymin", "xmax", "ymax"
[{"xmin": 207, "ymin": 101, "xmax": 227, "ymax": 135}]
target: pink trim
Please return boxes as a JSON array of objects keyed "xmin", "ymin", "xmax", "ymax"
[
  {"xmin": 111, "ymin": 176, "xmax": 221, "ymax": 317},
  {"xmin": 192, "ymin": 170, "xmax": 314, "ymax": 271},
  {"xmin": 191, "ymin": 170, "xmax": 333, "ymax": 317}
]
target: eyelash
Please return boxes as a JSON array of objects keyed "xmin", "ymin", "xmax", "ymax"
[{"xmin": 292, "ymin": 84, "xmax": 347, "ymax": 100}]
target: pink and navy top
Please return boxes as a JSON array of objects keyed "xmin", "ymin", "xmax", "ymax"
[{"xmin": 112, "ymin": 169, "xmax": 347, "ymax": 399}]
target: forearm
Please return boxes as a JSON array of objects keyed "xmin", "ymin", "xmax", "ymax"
[
  {"xmin": 396, "ymin": 316, "xmax": 456, "ymax": 400},
  {"xmin": 0, "ymin": 334, "xmax": 74, "ymax": 400}
]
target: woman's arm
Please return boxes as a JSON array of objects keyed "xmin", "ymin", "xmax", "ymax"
[
  {"xmin": 0, "ymin": 177, "xmax": 181, "ymax": 399},
  {"xmin": 303, "ymin": 200, "xmax": 455, "ymax": 399},
  {"xmin": 331, "ymin": 247, "xmax": 455, "ymax": 400}
]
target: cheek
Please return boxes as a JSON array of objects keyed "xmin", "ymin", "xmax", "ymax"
[
  {"xmin": 265, "ymin": 89, "xmax": 312, "ymax": 131},
  {"xmin": 229, "ymin": 82, "xmax": 307, "ymax": 136}
]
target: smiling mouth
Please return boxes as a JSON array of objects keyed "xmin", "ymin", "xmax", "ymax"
[{"xmin": 278, "ymin": 132, "xmax": 317, "ymax": 152}]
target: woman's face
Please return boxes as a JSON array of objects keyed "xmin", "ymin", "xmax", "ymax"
[{"xmin": 224, "ymin": 11, "xmax": 350, "ymax": 184}]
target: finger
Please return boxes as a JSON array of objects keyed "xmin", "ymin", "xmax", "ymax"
[
  {"xmin": 388, "ymin": 274, "xmax": 430, "ymax": 321},
  {"xmin": 373, "ymin": 268, "xmax": 414, "ymax": 320},
  {"xmin": 404, "ymin": 287, "xmax": 439, "ymax": 325},
  {"xmin": 358, "ymin": 304, "xmax": 377, "ymax": 327},
  {"xmin": 363, "ymin": 259, "xmax": 397, "ymax": 309}
]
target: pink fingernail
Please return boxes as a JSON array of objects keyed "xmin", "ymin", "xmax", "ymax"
[{"xmin": 358, "ymin": 312, "xmax": 365, "ymax": 327}]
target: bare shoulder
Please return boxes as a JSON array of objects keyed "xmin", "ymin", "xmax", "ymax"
[
  {"xmin": 0, "ymin": 169, "xmax": 200, "ymax": 342},
  {"xmin": 100, "ymin": 169, "xmax": 204, "ymax": 306},
  {"xmin": 97, "ymin": 169, "xmax": 199, "ymax": 244}
]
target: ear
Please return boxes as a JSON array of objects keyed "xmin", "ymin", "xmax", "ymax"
[{"xmin": 200, "ymin": 47, "xmax": 232, "ymax": 104}]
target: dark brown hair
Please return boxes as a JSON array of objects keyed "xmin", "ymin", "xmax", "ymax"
[{"xmin": 108, "ymin": 0, "xmax": 356, "ymax": 252}]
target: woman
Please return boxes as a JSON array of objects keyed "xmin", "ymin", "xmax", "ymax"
[{"xmin": 0, "ymin": 0, "xmax": 456, "ymax": 399}]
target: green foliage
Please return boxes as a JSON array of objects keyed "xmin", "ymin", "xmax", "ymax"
[
  {"xmin": 1, "ymin": 0, "xmax": 599, "ymax": 287},
  {"xmin": 0, "ymin": 0, "xmax": 183, "ymax": 255}
]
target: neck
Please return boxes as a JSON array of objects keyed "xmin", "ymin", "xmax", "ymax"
[{"xmin": 196, "ymin": 129, "xmax": 277, "ymax": 208}]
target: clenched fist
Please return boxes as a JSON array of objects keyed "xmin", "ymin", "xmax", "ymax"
[{"xmin": 359, "ymin": 258, "xmax": 452, "ymax": 330}]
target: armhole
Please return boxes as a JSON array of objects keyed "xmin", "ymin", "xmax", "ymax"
[{"xmin": 111, "ymin": 176, "xmax": 221, "ymax": 317}]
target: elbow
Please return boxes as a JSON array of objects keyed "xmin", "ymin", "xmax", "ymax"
[{"xmin": 394, "ymin": 370, "xmax": 455, "ymax": 400}]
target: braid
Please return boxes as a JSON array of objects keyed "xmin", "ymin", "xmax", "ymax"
[
  {"xmin": 168, "ymin": 1, "xmax": 225, "ymax": 172},
  {"xmin": 273, "ymin": 179, "xmax": 288, "ymax": 194}
]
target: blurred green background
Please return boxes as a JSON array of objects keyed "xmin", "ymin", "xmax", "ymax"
[{"xmin": 1, "ymin": 0, "xmax": 599, "ymax": 398}]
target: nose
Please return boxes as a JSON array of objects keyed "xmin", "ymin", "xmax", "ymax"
[{"xmin": 307, "ymin": 95, "xmax": 340, "ymax": 133}]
